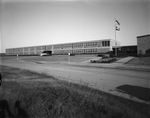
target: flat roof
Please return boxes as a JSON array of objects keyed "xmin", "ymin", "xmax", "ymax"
[
  {"xmin": 121, "ymin": 45, "xmax": 137, "ymax": 47},
  {"xmin": 112, "ymin": 45, "xmax": 137, "ymax": 48},
  {"xmin": 6, "ymin": 39, "xmax": 113, "ymax": 49},
  {"xmin": 137, "ymin": 34, "xmax": 150, "ymax": 38}
]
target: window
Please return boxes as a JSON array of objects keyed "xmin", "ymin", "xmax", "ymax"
[
  {"xmin": 102, "ymin": 41, "xmax": 105, "ymax": 47},
  {"xmin": 92, "ymin": 42, "xmax": 97, "ymax": 47},
  {"xmin": 46, "ymin": 45, "xmax": 52, "ymax": 50},
  {"xmin": 54, "ymin": 45, "xmax": 61, "ymax": 49},
  {"xmin": 36, "ymin": 47, "xmax": 41, "ymax": 50},
  {"xmin": 102, "ymin": 41, "xmax": 110, "ymax": 47},
  {"xmin": 73, "ymin": 43, "xmax": 83, "ymax": 48},
  {"xmin": 30, "ymin": 47, "xmax": 35, "ymax": 51},
  {"xmin": 108, "ymin": 41, "xmax": 110, "ymax": 46},
  {"xmin": 41, "ymin": 46, "xmax": 46, "ymax": 50}
]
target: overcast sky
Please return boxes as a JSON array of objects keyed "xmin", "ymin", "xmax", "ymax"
[{"xmin": 0, "ymin": 0, "xmax": 150, "ymax": 53}]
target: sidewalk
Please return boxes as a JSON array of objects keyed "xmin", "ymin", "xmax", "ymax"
[
  {"xmin": 68, "ymin": 57, "xmax": 150, "ymax": 72},
  {"xmin": 115, "ymin": 56, "xmax": 134, "ymax": 64}
]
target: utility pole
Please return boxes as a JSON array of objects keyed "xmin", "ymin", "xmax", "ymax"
[
  {"xmin": 114, "ymin": 18, "xmax": 120, "ymax": 57},
  {"xmin": 115, "ymin": 18, "xmax": 117, "ymax": 57}
]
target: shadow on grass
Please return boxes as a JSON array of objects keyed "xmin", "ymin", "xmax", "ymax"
[
  {"xmin": 0, "ymin": 99, "xmax": 29, "ymax": 118},
  {"xmin": 0, "ymin": 100, "xmax": 14, "ymax": 118},
  {"xmin": 116, "ymin": 85, "xmax": 150, "ymax": 101}
]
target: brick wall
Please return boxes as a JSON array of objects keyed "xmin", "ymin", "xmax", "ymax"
[{"xmin": 137, "ymin": 35, "xmax": 150, "ymax": 55}]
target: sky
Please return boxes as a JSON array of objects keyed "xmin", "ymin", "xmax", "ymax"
[{"xmin": 0, "ymin": 0, "xmax": 150, "ymax": 53}]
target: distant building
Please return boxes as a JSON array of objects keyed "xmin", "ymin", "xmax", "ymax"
[
  {"xmin": 0, "ymin": 53, "xmax": 6, "ymax": 56},
  {"xmin": 111, "ymin": 45, "xmax": 137, "ymax": 57},
  {"xmin": 137, "ymin": 34, "xmax": 150, "ymax": 55},
  {"xmin": 6, "ymin": 39, "xmax": 120, "ymax": 56}
]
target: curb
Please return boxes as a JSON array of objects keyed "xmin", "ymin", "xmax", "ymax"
[{"xmin": 67, "ymin": 63, "xmax": 150, "ymax": 72}]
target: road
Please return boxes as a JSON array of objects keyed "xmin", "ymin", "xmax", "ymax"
[{"xmin": 0, "ymin": 56, "xmax": 150, "ymax": 103}]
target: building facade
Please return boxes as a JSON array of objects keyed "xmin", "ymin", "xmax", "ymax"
[
  {"xmin": 137, "ymin": 34, "xmax": 150, "ymax": 55},
  {"xmin": 6, "ymin": 39, "xmax": 120, "ymax": 55},
  {"xmin": 111, "ymin": 45, "xmax": 137, "ymax": 57}
]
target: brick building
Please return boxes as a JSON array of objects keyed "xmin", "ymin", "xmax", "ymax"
[
  {"xmin": 111, "ymin": 45, "xmax": 137, "ymax": 57},
  {"xmin": 137, "ymin": 34, "xmax": 150, "ymax": 55}
]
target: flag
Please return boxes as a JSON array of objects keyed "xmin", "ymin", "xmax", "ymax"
[
  {"xmin": 116, "ymin": 26, "xmax": 120, "ymax": 31},
  {"xmin": 116, "ymin": 20, "xmax": 120, "ymax": 25},
  {"xmin": 115, "ymin": 19, "xmax": 120, "ymax": 31}
]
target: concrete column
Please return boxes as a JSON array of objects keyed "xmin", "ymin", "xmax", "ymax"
[{"xmin": 52, "ymin": 45, "xmax": 54, "ymax": 54}]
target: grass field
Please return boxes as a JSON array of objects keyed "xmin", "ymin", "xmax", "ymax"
[
  {"xmin": 0, "ymin": 65, "xmax": 150, "ymax": 118},
  {"xmin": 17, "ymin": 55, "xmax": 97, "ymax": 63},
  {"xmin": 126, "ymin": 57, "xmax": 150, "ymax": 66}
]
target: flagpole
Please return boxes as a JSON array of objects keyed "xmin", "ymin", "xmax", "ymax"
[{"xmin": 115, "ymin": 18, "xmax": 117, "ymax": 57}]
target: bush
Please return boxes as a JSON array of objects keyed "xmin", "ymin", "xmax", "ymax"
[{"xmin": 90, "ymin": 58, "xmax": 116, "ymax": 63}]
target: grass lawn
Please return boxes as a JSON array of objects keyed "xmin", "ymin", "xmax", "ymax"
[
  {"xmin": 126, "ymin": 57, "xmax": 150, "ymax": 66},
  {"xmin": 0, "ymin": 65, "xmax": 150, "ymax": 118},
  {"xmin": 18, "ymin": 55, "xmax": 97, "ymax": 63}
]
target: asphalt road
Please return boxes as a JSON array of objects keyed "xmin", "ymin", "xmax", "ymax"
[{"xmin": 0, "ymin": 56, "xmax": 150, "ymax": 103}]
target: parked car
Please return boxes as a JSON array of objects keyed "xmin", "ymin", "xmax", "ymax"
[
  {"xmin": 40, "ymin": 51, "xmax": 52, "ymax": 56},
  {"xmin": 68, "ymin": 53, "xmax": 75, "ymax": 56}
]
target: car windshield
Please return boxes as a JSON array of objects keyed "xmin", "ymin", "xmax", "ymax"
[
  {"xmin": 40, "ymin": 51, "xmax": 52, "ymax": 56},
  {"xmin": 42, "ymin": 51, "xmax": 51, "ymax": 53}
]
